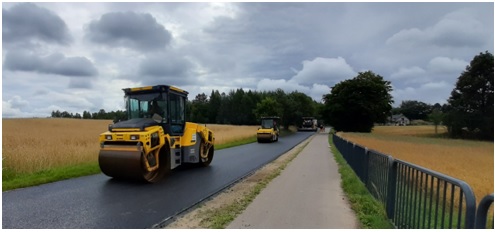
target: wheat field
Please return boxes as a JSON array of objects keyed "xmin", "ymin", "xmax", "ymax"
[
  {"xmin": 338, "ymin": 125, "xmax": 494, "ymax": 206},
  {"xmin": 2, "ymin": 118, "xmax": 258, "ymax": 176}
]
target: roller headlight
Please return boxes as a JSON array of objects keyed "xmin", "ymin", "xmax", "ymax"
[
  {"xmin": 105, "ymin": 135, "xmax": 112, "ymax": 140},
  {"xmin": 130, "ymin": 135, "xmax": 140, "ymax": 140}
]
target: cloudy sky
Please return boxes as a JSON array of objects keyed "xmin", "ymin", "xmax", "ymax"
[{"xmin": 2, "ymin": 2, "xmax": 494, "ymax": 118}]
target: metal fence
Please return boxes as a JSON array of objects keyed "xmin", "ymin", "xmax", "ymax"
[{"xmin": 332, "ymin": 134, "xmax": 494, "ymax": 229}]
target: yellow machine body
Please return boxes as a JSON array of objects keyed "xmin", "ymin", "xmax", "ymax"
[
  {"xmin": 98, "ymin": 85, "xmax": 215, "ymax": 182},
  {"xmin": 256, "ymin": 116, "xmax": 280, "ymax": 143}
]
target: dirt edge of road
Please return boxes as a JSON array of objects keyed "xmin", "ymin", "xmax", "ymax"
[{"xmin": 163, "ymin": 135, "xmax": 314, "ymax": 229}]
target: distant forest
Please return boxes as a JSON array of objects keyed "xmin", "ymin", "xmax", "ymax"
[
  {"xmin": 51, "ymin": 88, "xmax": 324, "ymax": 128},
  {"xmin": 51, "ymin": 52, "xmax": 493, "ymax": 141}
]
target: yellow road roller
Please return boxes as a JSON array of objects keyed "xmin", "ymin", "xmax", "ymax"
[
  {"xmin": 256, "ymin": 116, "xmax": 280, "ymax": 143},
  {"xmin": 98, "ymin": 85, "xmax": 215, "ymax": 182}
]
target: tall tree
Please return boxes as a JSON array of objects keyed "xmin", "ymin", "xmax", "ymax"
[
  {"xmin": 82, "ymin": 110, "xmax": 92, "ymax": 119},
  {"xmin": 444, "ymin": 51, "xmax": 494, "ymax": 140},
  {"xmin": 190, "ymin": 93, "xmax": 209, "ymax": 123},
  {"xmin": 323, "ymin": 71, "xmax": 393, "ymax": 132},
  {"xmin": 286, "ymin": 91, "xmax": 316, "ymax": 128},
  {"xmin": 398, "ymin": 100, "xmax": 432, "ymax": 121},
  {"xmin": 253, "ymin": 97, "xmax": 282, "ymax": 120},
  {"xmin": 428, "ymin": 108, "xmax": 444, "ymax": 134},
  {"xmin": 208, "ymin": 90, "xmax": 222, "ymax": 123}
]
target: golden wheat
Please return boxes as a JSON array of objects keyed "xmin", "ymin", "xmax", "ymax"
[
  {"xmin": 204, "ymin": 124, "xmax": 258, "ymax": 145},
  {"xmin": 338, "ymin": 125, "xmax": 494, "ymax": 206},
  {"xmin": 2, "ymin": 119, "xmax": 258, "ymax": 175}
]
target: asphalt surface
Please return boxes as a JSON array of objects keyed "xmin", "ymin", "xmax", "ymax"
[
  {"xmin": 2, "ymin": 131, "xmax": 313, "ymax": 229},
  {"xmin": 227, "ymin": 131, "xmax": 359, "ymax": 229}
]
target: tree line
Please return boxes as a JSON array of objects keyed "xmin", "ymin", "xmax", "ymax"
[
  {"xmin": 187, "ymin": 88, "xmax": 323, "ymax": 129},
  {"xmin": 51, "ymin": 51, "xmax": 493, "ymax": 141},
  {"xmin": 321, "ymin": 51, "xmax": 493, "ymax": 141},
  {"xmin": 51, "ymin": 88, "xmax": 324, "ymax": 129},
  {"xmin": 51, "ymin": 109, "xmax": 127, "ymax": 121}
]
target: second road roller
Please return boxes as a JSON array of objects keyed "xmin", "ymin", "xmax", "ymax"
[
  {"xmin": 256, "ymin": 116, "xmax": 280, "ymax": 143},
  {"xmin": 98, "ymin": 85, "xmax": 215, "ymax": 182}
]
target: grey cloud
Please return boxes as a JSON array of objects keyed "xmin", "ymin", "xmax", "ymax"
[
  {"xmin": 9, "ymin": 95, "xmax": 29, "ymax": 109},
  {"xmin": 137, "ymin": 54, "xmax": 194, "ymax": 86},
  {"xmin": 48, "ymin": 54, "xmax": 99, "ymax": 77},
  {"xmin": 86, "ymin": 11, "xmax": 172, "ymax": 51},
  {"xmin": 2, "ymin": 3, "xmax": 72, "ymax": 45},
  {"xmin": 386, "ymin": 7, "xmax": 489, "ymax": 49},
  {"xmin": 3, "ymin": 51, "xmax": 41, "ymax": 71},
  {"xmin": 4, "ymin": 51, "xmax": 98, "ymax": 77},
  {"xmin": 69, "ymin": 79, "xmax": 92, "ymax": 89}
]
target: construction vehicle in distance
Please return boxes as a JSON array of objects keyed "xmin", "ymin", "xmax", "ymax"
[
  {"xmin": 256, "ymin": 116, "xmax": 280, "ymax": 143},
  {"xmin": 98, "ymin": 85, "xmax": 215, "ymax": 183},
  {"xmin": 298, "ymin": 116, "xmax": 318, "ymax": 132}
]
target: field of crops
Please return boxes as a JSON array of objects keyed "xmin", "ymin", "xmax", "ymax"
[
  {"xmin": 2, "ymin": 118, "xmax": 258, "ymax": 178},
  {"xmin": 337, "ymin": 125, "xmax": 494, "ymax": 206}
]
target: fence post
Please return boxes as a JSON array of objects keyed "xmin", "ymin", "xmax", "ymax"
[
  {"xmin": 386, "ymin": 155, "xmax": 397, "ymax": 220},
  {"xmin": 363, "ymin": 147, "xmax": 369, "ymax": 186},
  {"xmin": 475, "ymin": 193, "xmax": 494, "ymax": 229}
]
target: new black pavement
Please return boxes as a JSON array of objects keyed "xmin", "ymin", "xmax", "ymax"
[{"xmin": 2, "ymin": 132, "xmax": 313, "ymax": 229}]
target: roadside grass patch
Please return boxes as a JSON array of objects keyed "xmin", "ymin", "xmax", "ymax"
[
  {"xmin": 328, "ymin": 134, "xmax": 394, "ymax": 229},
  {"xmin": 3, "ymin": 162, "xmax": 100, "ymax": 191}
]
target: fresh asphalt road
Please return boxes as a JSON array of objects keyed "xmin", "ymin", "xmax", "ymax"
[{"xmin": 2, "ymin": 131, "xmax": 314, "ymax": 229}]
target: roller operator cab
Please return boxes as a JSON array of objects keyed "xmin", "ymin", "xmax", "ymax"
[
  {"xmin": 98, "ymin": 85, "xmax": 215, "ymax": 183},
  {"xmin": 257, "ymin": 116, "xmax": 280, "ymax": 143}
]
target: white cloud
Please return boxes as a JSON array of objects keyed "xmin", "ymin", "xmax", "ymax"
[
  {"xmin": 428, "ymin": 56, "xmax": 468, "ymax": 74},
  {"xmin": 257, "ymin": 79, "xmax": 306, "ymax": 93},
  {"xmin": 390, "ymin": 66, "xmax": 426, "ymax": 81},
  {"xmin": 256, "ymin": 79, "xmax": 330, "ymax": 102},
  {"xmin": 291, "ymin": 57, "xmax": 356, "ymax": 86},
  {"xmin": 309, "ymin": 83, "xmax": 330, "ymax": 102},
  {"xmin": 392, "ymin": 81, "xmax": 453, "ymax": 106},
  {"xmin": 2, "ymin": 101, "xmax": 24, "ymax": 118}
]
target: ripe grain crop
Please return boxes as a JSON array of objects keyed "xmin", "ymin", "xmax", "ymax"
[
  {"xmin": 2, "ymin": 118, "xmax": 258, "ymax": 178},
  {"xmin": 338, "ymin": 125, "xmax": 493, "ymax": 206},
  {"xmin": 203, "ymin": 124, "xmax": 258, "ymax": 145}
]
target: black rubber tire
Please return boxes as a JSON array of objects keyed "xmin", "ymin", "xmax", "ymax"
[
  {"xmin": 199, "ymin": 145, "xmax": 214, "ymax": 167},
  {"xmin": 142, "ymin": 145, "xmax": 170, "ymax": 183}
]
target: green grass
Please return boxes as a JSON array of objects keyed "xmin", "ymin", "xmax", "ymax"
[
  {"xmin": 2, "ymin": 162, "xmax": 100, "ymax": 191},
  {"xmin": 215, "ymin": 136, "xmax": 257, "ymax": 150},
  {"xmin": 328, "ymin": 134, "xmax": 395, "ymax": 229},
  {"xmin": 199, "ymin": 138, "xmax": 310, "ymax": 229}
]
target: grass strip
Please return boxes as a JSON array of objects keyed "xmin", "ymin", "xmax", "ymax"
[
  {"xmin": 2, "ymin": 162, "xmax": 100, "ymax": 191},
  {"xmin": 215, "ymin": 136, "xmax": 257, "ymax": 150},
  {"xmin": 198, "ymin": 138, "xmax": 311, "ymax": 229},
  {"xmin": 328, "ymin": 133, "xmax": 395, "ymax": 229}
]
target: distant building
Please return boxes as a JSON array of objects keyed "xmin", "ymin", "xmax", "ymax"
[{"xmin": 388, "ymin": 114, "xmax": 410, "ymax": 126}]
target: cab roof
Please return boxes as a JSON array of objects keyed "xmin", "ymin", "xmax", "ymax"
[{"xmin": 122, "ymin": 85, "xmax": 188, "ymax": 97}]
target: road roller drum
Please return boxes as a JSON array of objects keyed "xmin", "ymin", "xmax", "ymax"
[{"xmin": 98, "ymin": 85, "xmax": 215, "ymax": 183}]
